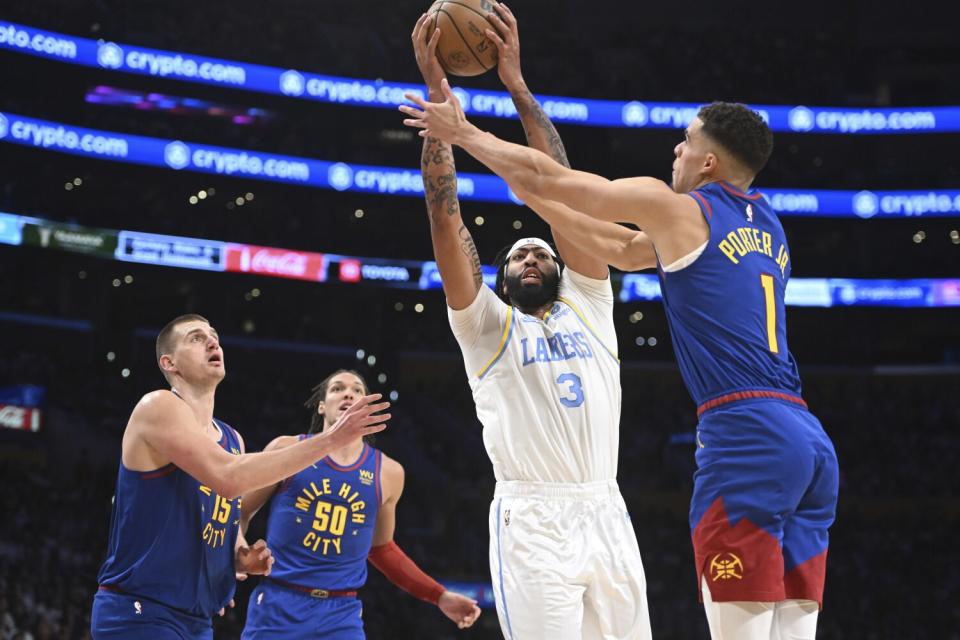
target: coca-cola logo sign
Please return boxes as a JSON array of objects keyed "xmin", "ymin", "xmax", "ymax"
[
  {"xmin": 0, "ymin": 404, "xmax": 41, "ymax": 432},
  {"xmin": 251, "ymin": 250, "xmax": 308, "ymax": 275},
  {"xmin": 225, "ymin": 244, "xmax": 326, "ymax": 282}
]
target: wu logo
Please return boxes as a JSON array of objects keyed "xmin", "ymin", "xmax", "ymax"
[{"xmin": 358, "ymin": 469, "xmax": 374, "ymax": 486}]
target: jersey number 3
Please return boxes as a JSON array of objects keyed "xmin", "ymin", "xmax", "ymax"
[{"xmin": 557, "ymin": 373, "xmax": 584, "ymax": 408}]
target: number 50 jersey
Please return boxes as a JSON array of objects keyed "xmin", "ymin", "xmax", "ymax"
[
  {"xmin": 264, "ymin": 440, "xmax": 381, "ymax": 590},
  {"xmin": 449, "ymin": 270, "xmax": 621, "ymax": 484}
]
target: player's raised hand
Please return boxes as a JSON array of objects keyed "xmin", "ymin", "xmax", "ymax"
[
  {"xmin": 438, "ymin": 590, "xmax": 481, "ymax": 629},
  {"xmin": 324, "ymin": 393, "xmax": 391, "ymax": 448},
  {"xmin": 401, "ymin": 78, "xmax": 470, "ymax": 144},
  {"xmin": 235, "ymin": 538, "xmax": 274, "ymax": 577},
  {"xmin": 485, "ymin": 2, "xmax": 523, "ymax": 90},
  {"xmin": 412, "ymin": 13, "xmax": 446, "ymax": 95}
]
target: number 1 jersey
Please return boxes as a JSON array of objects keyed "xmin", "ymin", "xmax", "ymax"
[
  {"xmin": 449, "ymin": 270, "xmax": 621, "ymax": 483},
  {"xmin": 660, "ymin": 181, "xmax": 803, "ymax": 410}
]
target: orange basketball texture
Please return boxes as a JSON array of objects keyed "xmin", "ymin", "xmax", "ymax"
[{"xmin": 428, "ymin": 0, "xmax": 500, "ymax": 77}]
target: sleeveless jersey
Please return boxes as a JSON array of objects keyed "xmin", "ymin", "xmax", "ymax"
[
  {"xmin": 265, "ymin": 440, "xmax": 382, "ymax": 589},
  {"xmin": 97, "ymin": 418, "xmax": 243, "ymax": 617},
  {"xmin": 659, "ymin": 181, "xmax": 803, "ymax": 409},
  {"xmin": 449, "ymin": 269, "xmax": 621, "ymax": 483}
]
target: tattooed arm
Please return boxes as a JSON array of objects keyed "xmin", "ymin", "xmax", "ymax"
[
  {"xmin": 421, "ymin": 135, "xmax": 484, "ymax": 310},
  {"xmin": 412, "ymin": 14, "xmax": 484, "ymax": 310},
  {"xmin": 486, "ymin": 3, "xmax": 620, "ymax": 279}
]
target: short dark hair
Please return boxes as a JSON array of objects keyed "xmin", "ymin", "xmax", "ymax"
[
  {"xmin": 492, "ymin": 242, "xmax": 565, "ymax": 305},
  {"xmin": 156, "ymin": 314, "xmax": 210, "ymax": 365},
  {"xmin": 697, "ymin": 102, "xmax": 773, "ymax": 176},
  {"xmin": 304, "ymin": 369, "xmax": 369, "ymax": 435}
]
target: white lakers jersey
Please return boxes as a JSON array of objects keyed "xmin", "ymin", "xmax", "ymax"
[{"xmin": 449, "ymin": 269, "xmax": 621, "ymax": 483}]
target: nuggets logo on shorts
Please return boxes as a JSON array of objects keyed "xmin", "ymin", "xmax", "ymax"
[{"xmin": 710, "ymin": 553, "xmax": 744, "ymax": 581}]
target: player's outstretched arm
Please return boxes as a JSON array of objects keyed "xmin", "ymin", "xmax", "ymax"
[
  {"xmin": 485, "ymin": 3, "xmax": 609, "ymax": 278},
  {"xmin": 401, "ymin": 80, "xmax": 697, "ymax": 240},
  {"xmin": 524, "ymin": 194, "xmax": 657, "ymax": 271},
  {"xmin": 412, "ymin": 13, "xmax": 484, "ymax": 310},
  {"xmin": 239, "ymin": 435, "xmax": 298, "ymax": 534},
  {"xmin": 368, "ymin": 456, "xmax": 481, "ymax": 629},
  {"xmin": 130, "ymin": 391, "xmax": 389, "ymax": 499},
  {"xmin": 488, "ymin": 3, "xmax": 568, "ymax": 170}
]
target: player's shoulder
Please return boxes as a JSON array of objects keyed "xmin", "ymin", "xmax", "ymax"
[
  {"xmin": 378, "ymin": 451, "xmax": 404, "ymax": 475},
  {"xmin": 130, "ymin": 389, "xmax": 186, "ymax": 423},
  {"xmin": 378, "ymin": 451, "xmax": 405, "ymax": 489}
]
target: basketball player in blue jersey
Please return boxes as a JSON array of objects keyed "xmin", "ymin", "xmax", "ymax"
[
  {"xmin": 238, "ymin": 369, "xmax": 481, "ymax": 638},
  {"xmin": 410, "ymin": 9, "xmax": 654, "ymax": 639},
  {"xmin": 402, "ymin": 75, "xmax": 841, "ymax": 638},
  {"xmin": 92, "ymin": 314, "xmax": 390, "ymax": 639}
]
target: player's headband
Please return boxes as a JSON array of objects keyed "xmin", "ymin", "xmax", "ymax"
[
  {"xmin": 507, "ymin": 237, "xmax": 557, "ymax": 259},
  {"xmin": 503, "ymin": 237, "xmax": 560, "ymax": 277}
]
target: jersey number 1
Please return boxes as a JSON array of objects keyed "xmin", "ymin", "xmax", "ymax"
[{"xmin": 760, "ymin": 274, "xmax": 779, "ymax": 354}]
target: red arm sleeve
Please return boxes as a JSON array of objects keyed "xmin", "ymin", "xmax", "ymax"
[{"xmin": 368, "ymin": 540, "xmax": 445, "ymax": 604}]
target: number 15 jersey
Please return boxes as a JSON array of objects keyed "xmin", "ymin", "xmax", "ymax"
[{"xmin": 449, "ymin": 270, "xmax": 621, "ymax": 483}]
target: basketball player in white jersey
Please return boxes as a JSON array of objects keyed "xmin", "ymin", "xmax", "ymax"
[{"xmin": 412, "ymin": 8, "xmax": 654, "ymax": 639}]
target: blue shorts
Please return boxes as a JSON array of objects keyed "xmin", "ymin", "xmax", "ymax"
[
  {"xmin": 91, "ymin": 590, "xmax": 212, "ymax": 639},
  {"xmin": 690, "ymin": 399, "xmax": 839, "ymax": 604},
  {"xmin": 241, "ymin": 581, "xmax": 364, "ymax": 640}
]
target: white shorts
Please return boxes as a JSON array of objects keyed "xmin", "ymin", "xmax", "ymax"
[{"xmin": 488, "ymin": 480, "xmax": 653, "ymax": 640}]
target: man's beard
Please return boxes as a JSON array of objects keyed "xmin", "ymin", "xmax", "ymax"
[{"xmin": 504, "ymin": 269, "xmax": 560, "ymax": 310}]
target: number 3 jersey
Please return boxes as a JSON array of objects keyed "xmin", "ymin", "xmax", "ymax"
[
  {"xmin": 96, "ymin": 419, "xmax": 243, "ymax": 617},
  {"xmin": 449, "ymin": 270, "xmax": 621, "ymax": 483},
  {"xmin": 264, "ymin": 439, "xmax": 381, "ymax": 589},
  {"xmin": 659, "ymin": 181, "xmax": 803, "ymax": 410}
]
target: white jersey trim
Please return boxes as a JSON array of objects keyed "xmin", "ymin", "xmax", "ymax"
[{"xmin": 661, "ymin": 240, "xmax": 709, "ymax": 273}]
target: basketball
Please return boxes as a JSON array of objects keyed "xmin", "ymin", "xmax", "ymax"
[{"xmin": 428, "ymin": 0, "xmax": 500, "ymax": 77}]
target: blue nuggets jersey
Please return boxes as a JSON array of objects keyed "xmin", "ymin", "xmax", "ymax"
[
  {"xmin": 659, "ymin": 181, "xmax": 803, "ymax": 410},
  {"xmin": 96, "ymin": 419, "xmax": 243, "ymax": 617},
  {"xmin": 265, "ymin": 440, "xmax": 381, "ymax": 589}
]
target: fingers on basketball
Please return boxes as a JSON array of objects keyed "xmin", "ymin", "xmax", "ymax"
[{"xmin": 426, "ymin": 0, "xmax": 499, "ymax": 76}]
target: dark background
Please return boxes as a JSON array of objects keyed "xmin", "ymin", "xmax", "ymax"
[{"xmin": 0, "ymin": 0, "xmax": 958, "ymax": 638}]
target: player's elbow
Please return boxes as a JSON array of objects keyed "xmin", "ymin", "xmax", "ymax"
[
  {"xmin": 214, "ymin": 464, "xmax": 243, "ymax": 500},
  {"xmin": 217, "ymin": 484, "xmax": 242, "ymax": 501}
]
